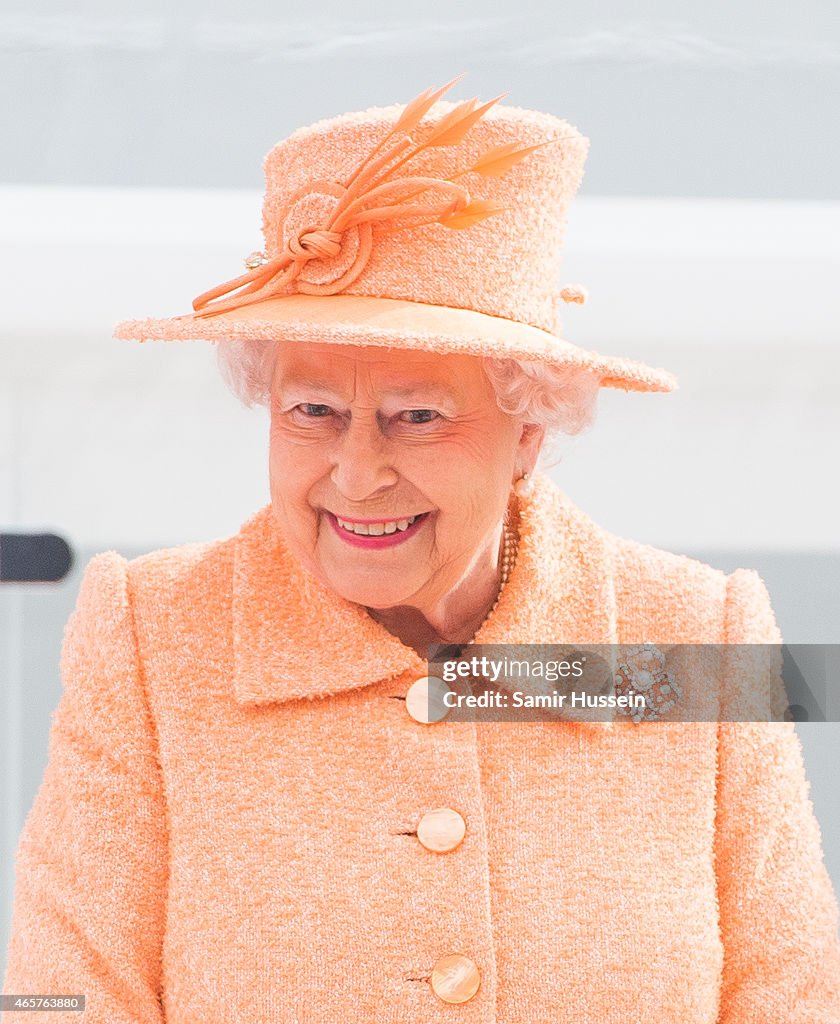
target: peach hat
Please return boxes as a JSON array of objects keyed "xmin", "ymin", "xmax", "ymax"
[{"xmin": 113, "ymin": 73, "xmax": 677, "ymax": 394}]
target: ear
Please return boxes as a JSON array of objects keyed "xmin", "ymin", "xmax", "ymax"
[{"xmin": 516, "ymin": 421, "xmax": 545, "ymax": 475}]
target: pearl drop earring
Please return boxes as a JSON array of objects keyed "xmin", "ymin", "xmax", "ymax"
[{"xmin": 513, "ymin": 472, "xmax": 533, "ymax": 498}]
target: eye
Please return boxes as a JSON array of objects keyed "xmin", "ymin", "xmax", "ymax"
[
  {"xmin": 295, "ymin": 403, "xmax": 333, "ymax": 418},
  {"xmin": 400, "ymin": 409, "xmax": 440, "ymax": 425}
]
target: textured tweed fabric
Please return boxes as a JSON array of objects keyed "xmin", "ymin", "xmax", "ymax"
[{"xmin": 4, "ymin": 472, "xmax": 840, "ymax": 1022}]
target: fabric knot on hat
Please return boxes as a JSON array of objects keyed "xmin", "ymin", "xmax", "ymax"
[
  {"xmin": 287, "ymin": 227, "xmax": 342, "ymax": 260},
  {"xmin": 268, "ymin": 179, "xmax": 373, "ymax": 294}
]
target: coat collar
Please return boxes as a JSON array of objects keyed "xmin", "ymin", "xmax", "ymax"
[{"xmin": 232, "ymin": 472, "xmax": 619, "ymax": 726}]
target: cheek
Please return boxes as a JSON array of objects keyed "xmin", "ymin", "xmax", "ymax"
[
  {"xmin": 428, "ymin": 453, "xmax": 514, "ymax": 538},
  {"xmin": 268, "ymin": 430, "xmax": 325, "ymax": 511},
  {"xmin": 434, "ymin": 421, "xmax": 518, "ymax": 494}
]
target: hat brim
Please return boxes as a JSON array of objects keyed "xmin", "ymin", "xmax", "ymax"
[{"xmin": 113, "ymin": 293, "xmax": 678, "ymax": 394}]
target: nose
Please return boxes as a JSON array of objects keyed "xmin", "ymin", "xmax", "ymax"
[{"xmin": 329, "ymin": 415, "xmax": 399, "ymax": 502}]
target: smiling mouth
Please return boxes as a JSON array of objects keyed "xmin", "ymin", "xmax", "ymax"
[{"xmin": 331, "ymin": 511, "xmax": 431, "ymax": 536}]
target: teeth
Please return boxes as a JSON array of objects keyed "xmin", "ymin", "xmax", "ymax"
[{"xmin": 336, "ymin": 514, "xmax": 420, "ymax": 536}]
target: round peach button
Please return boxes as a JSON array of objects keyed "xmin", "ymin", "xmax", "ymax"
[
  {"xmin": 405, "ymin": 676, "xmax": 452, "ymax": 724},
  {"xmin": 417, "ymin": 808, "xmax": 466, "ymax": 853},
  {"xmin": 430, "ymin": 953, "xmax": 481, "ymax": 1004}
]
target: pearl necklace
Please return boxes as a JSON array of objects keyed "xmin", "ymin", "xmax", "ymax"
[
  {"xmin": 496, "ymin": 519, "xmax": 519, "ymax": 607},
  {"xmin": 472, "ymin": 514, "xmax": 520, "ymax": 638}
]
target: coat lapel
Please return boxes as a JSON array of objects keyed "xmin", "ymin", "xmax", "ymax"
[{"xmin": 232, "ymin": 472, "xmax": 618, "ymax": 725}]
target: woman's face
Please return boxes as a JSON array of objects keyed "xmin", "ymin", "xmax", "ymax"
[{"xmin": 268, "ymin": 340, "xmax": 542, "ymax": 609}]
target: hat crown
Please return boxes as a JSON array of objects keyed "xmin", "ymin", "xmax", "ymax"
[{"xmin": 257, "ymin": 97, "xmax": 590, "ymax": 336}]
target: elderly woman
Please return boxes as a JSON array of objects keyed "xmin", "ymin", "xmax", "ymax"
[{"xmin": 4, "ymin": 76, "xmax": 840, "ymax": 1023}]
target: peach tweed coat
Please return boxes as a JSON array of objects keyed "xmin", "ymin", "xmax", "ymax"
[{"xmin": 4, "ymin": 472, "xmax": 840, "ymax": 1023}]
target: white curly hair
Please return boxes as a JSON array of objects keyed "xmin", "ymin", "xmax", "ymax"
[{"xmin": 213, "ymin": 338, "xmax": 600, "ymax": 469}]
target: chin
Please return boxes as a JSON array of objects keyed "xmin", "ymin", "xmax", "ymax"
[
  {"xmin": 322, "ymin": 572, "xmax": 409, "ymax": 607},
  {"xmin": 333, "ymin": 584, "xmax": 404, "ymax": 608}
]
